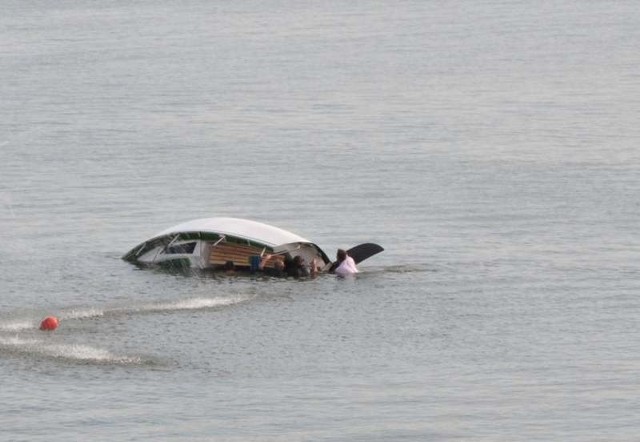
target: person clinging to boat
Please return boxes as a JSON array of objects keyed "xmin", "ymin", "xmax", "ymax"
[
  {"xmin": 287, "ymin": 255, "xmax": 310, "ymax": 278},
  {"xmin": 331, "ymin": 249, "xmax": 359, "ymax": 276},
  {"xmin": 259, "ymin": 253, "xmax": 287, "ymax": 278},
  {"xmin": 256, "ymin": 249, "xmax": 359, "ymax": 278},
  {"xmin": 259, "ymin": 253, "xmax": 322, "ymax": 278}
]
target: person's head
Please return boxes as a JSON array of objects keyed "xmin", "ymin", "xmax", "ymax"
[
  {"xmin": 336, "ymin": 249, "xmax": 347, "ymax": 262},
  {"xmin": 293, "ymin": 255, "xmax": 304, "ymax": 267}
]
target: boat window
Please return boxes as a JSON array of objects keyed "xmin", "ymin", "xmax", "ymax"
[{"xmin": 165, "ymin": 242, "xmax": 196, "ymax": 254}]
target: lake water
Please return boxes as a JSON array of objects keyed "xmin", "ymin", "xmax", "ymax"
[{"xmin": 1, "ymin": 1, "xmax": 640, "ymax": 440}]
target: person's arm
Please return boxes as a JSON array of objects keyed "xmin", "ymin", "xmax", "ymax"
[
  {"xmin": 309, "ymin": 258, "xmax": 320, "ymax": 277},
  {"xmin": 259, "ymin": 254, "xmax": 273, "ymax": 270}
]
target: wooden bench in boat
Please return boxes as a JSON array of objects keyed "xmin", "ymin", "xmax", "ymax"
[{"xmin": 209, "ymin": 242, "xmax": 285, "ymax": 269}]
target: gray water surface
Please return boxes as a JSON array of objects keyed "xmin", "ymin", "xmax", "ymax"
[{"xmin": 1, "ymin": 1, "xmax": 640, "ymax": 440}]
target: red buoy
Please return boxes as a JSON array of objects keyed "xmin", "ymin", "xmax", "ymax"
[{"xmin": 40, "ymin": 316, "xmax": 59, "ymax": 331}]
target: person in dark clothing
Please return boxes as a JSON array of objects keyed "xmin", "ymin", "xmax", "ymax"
[
  {"xmin": 286, "ymin": 255, "xmax": 310, "ymax": 278},
  {"xmin": 259, "ymin": 254, "xmax": 314, "ymax": 278}
]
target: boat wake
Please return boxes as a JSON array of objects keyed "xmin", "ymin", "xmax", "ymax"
[
  {"xmin": 0, "ymin": 335, "xmax": 145, "ymax": 366},
  {"xmin": 121, "ymin": 295, "xmax": 252, "ymax": 315},
  {"xmin": 0, "ymin": 295, "xmax": 254, "ymax": 332},
  {"xmin": 0, "ymin": 319, "xmax": 37, "ymax": 332},
  {"xmin": 0, "ymin": 294, "xmax": 254, "ymax": 366}
]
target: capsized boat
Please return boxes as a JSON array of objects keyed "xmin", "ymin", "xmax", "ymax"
[{"xmin": 122, "ymin": 217, "xmax": 383, "ymax": 272}]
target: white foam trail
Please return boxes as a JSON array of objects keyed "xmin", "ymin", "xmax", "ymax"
[
  {"xmin": 0, "ymin": 336, "xmax": 38, "ymax": 346},
  {"xmin": 0, "ymin": 320, "xmax": 36, "ymax": 332},
  {"xmin": 60, "ymin": 308, "xmax": 105, "ymax": 320},
  {"xmin": 137, "ymin": 296, "xmax": 252, "ymax": 313},
  {"xmin": 0, "ymin": 308, "xmax": 104, "ymax": 332},
  {"xmin": 0, "ymin": 295, "xmax": 252, "ymax": 333},
  {"xmin": 63, "ymin": 295, "xmax": 252, "ymax": 318},
  {"xmin": 0, "ymin": 336, "xmax": 142, "ymax": 365},
  {"xmin": 43, "ymin": 343, "xmax": 141, "ymax": 364}
]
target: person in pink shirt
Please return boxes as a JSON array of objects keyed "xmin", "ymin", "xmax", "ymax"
[{"xmin": 332, "ymin": 249, "xmax": 359, "ymax": 276}]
